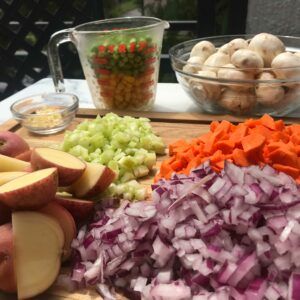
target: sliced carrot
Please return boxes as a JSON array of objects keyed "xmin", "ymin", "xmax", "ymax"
[
  {"xmin": 241, "ymin": 133, "xmax": 266, "ymax": 153},
  {"xmin": 157, "ymin": 114, "xmax": 300, "ymax": 182},
  {"xmin": 232, "ymin": 149, "xmax": 250, "ymax": 167},
  {"xmin": 169, "ymin": 139, "xmax": 189, "ymax": 155},
  {"xmin": 268, "ymin": 148, "xmax": 298, "ymax": 167},
  {"xmin": 250, "ymin": 125, "xmax": 273, "ymax": 140},
  {"xmin": 210, "ymin": 121, "xmax": 219, "ymax": 132},
  {"xmin": 229, "ymin": 124, "xmax": 248, "ymax": 145},
  {"xmin": 172, "ymin": 160, "xmax": 186, "ymax": 171},
  {"xmin": 186, "ymin": 159, "xmax": 201, "ymax": 174},
  {"xmin": 215, "ymin": 140, "xmax": 235, "ymax": 154},
  {"xmin": 275, "ymin": 119, "xmax": 285, "ymax": 131},
  {"xmin": 203, "ymin": 133, "xmax": 216, "ymax": 154},
  {"xmin": 214, "ymin": 120, "xmax": 233, "ymax": 137},
  {"xmin": 197, "ymin": 132, "xmax": 212, "ymax": 144},
  {"xmin": 291, "ymin": 134, "xmax": 300, "ymax": 145},
  {"xmin": 267, "ymin": 141, "xmax": 289, "ymax": 153},
  {"xmin": 271, "ymin": 131, "xmax": 290, "ymax": 143},
  {"xmin": 260, "ymin": 114, "xmax": 276, "ymax": 130},
  {"xmin": 273, "ymin": 164, "xmax": 300, "ymax": 178}
]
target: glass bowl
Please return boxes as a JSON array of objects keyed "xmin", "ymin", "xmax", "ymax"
[
  {"xmin": 10, "ymin": 93, "xmax": 79, "ymax": 134},
  {"xmin": 169, "ymin": 34, "xmax": 300, "ymax": 116}
]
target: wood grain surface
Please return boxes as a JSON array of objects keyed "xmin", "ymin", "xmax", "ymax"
[{"xmin": 0, "ymin": 109, "xmax": 295, "ymax": 300}]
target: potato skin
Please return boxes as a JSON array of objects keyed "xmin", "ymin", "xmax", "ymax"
[
  {"xmin": 0, "ymin": 223, "xmax": 16, "ymax": 293},
  {"xmin": 0, "ymin": 169, "xmax": 58, "ymax": 210}
]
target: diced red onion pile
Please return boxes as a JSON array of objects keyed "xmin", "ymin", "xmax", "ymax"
[{"xmin": 67, "ymin": 161, "xmax": 300, "ymax": 299}]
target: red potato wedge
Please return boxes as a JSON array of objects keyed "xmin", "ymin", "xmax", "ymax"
[
  {"xmin": 0, "ymin": 154, "xmax": 30, "ymax": 172},
  {"xmin": 15, "ymin": 149, "xmax": 32, "ymax": 162},
  {"xmin": 54, "ymin": 195, "xmax": 95, "ymax": 223},
  {"xmin": 0, "ymin": 223, "xmax": 16, "ymax": 293},
  {"xmin": 69, "ymin": 162, "xmax": 116, "ymax": 198},
  {"xmin": 12, "ymin": 211, "xmax": 64, "ymax": 299},
  {"xmin": 0, "ymin": 131, "xmax": 29, "ymax": 158},
  {"xmin": 39, "ymin": 202, "xmax": 76, "ymax": 261},
  {"xmin": 0, "ymin": 168, "xmax": 58, "ymax": 210},
  {"xmin": 0, "ymin": 172, "xmax": 28, "ymax": 186},
  {"xmin": 0, "ymin": 202, "xmax": 11, "ymax": 225},
  {"xmin": 31, "ymin": 148, "xmax": 86, "ymax": 186}
]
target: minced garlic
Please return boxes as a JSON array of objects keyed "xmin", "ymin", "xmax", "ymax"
[{"xmin": 25, "ymin": 106, "xmax": 63, "ymax": 128}]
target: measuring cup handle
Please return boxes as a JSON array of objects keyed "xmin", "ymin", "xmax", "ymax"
[{"xmin": 47, "ymin": 28, "xmax": 74, "ymax": 93}]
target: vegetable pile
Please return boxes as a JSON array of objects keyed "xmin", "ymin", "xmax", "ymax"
[
  {"xmin": 62, "ymin": 113, "xmax": 165, "ymax": 200},
  {"xmin": 156, "ymin": 114, "xmax": 300, "ymax": 183},
  {"xmin": 68, "ymin": 161, "xmax": 300, "ymax": 299},
  {"xmin": 89, "ymin": 34, "xmax": 159, "ymax": 109},
  {"xmin": 183, "ymin": 33, "xmax": 300, "ymax": 114}
]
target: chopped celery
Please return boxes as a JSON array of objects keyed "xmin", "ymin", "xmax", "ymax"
[
  {"xmin": 106, "ymin": 180, "xmax": 147, "ymax": 202},
  {"xmin": 133, "ymin": 165, "xmax": 149, "ymax": 178},
  {"xmin": 61, "ymin": 113, "xmax": 166, "ymax": 201}
]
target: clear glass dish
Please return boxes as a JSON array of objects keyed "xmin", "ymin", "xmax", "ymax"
[
  {"xmin": 169, "ymin": 34, "xmax": 300, "ymax": 116},
  {"xmin": 10, "ymin": 93, "xmax": 79, "ymax": 134}
]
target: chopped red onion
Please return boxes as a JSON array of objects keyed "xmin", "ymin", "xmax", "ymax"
[{"xmin": 68, "ymin": 162, "xmax": 300, "ymax": 299}]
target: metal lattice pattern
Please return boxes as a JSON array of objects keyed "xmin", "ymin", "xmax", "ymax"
[{"xmin": 0, "ymin": 0, "xmax": 104, "ymax": 99}]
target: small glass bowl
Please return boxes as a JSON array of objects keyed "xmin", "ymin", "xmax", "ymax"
[
  {"xmin": 169, "ymin": 35, "xmax": 300, "ymax": 116},
  {"xmin": 10, "ymin": 93, "xmax": 79, "ymax": 134}
]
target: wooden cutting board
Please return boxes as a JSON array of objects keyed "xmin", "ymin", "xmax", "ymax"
[{"xmin": 1, "ymin": 109, "xmax": 299, "ymax": 300}]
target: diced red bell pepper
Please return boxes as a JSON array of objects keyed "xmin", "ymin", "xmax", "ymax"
[
  {"xmin": 108, "ymin": 45, "xmax": 115, "ymax": 53},
  {"xmin": 118, "ymin": 44, "xmax": 126, "ymax": 53},
  {"xmin": 98, "ymin": 45, "xmax": 106, "ymax": 53}
]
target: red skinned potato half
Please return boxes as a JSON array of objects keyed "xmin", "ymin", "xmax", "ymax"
[
  {"xmin": 0, "ymin": 172, "xmax": 28, "ymax": 186},
  {"xmin": 15, "ymin": 149, "xmax": 32, "ymax": 162},
  {"xmin": 69, "ymin": 162, "xmax": 116, "ymax": 198},
  {"xmin": 0, "ymin": 154, "xmax": 31, "ymax": 172},
  {"xmin": 0, "ymin": 223, "xmax": 16, "ymax": 293},
  {"xmin": 31, "ymin": 148, "xmax": 86, "ymax": 186},
  {"xmin": 0, "ymin": 168, "xmax": 58, "ymax": 210},
  {"xmin": 54, "ymin": 195, "xmax": 95, "ymax": 223},
  {"xmin": 0, "ymin": 131, "xmax": 29, "ymax": 158},
  {"xmin": 39, "ymin": 202, "xmax": 76, "ymax": 261},
  {"xmin": 0, "ymin": 202, "xmax": 11, "ymax": 225},
  {"xmin": 12, "ymin": 211, "xmax": 64, "ymax": 299}
]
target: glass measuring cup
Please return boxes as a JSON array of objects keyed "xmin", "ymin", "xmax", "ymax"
[{"xmin": 48, "ymin": 17, "xmax": 169, "ymax": 110}]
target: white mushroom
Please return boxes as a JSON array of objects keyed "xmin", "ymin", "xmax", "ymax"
[
  {"xmin": 231, "ymin": 49, "xmax": 264, "ymax": 73},
  {"xmin": 271, "ymin": 52, "xmax": 300, "ymax": 80},
  {"xmin": 190, "ymin": 70, "xmax": 221, "ymax": 102},
  {"xmin": 190, "ymin": 41, "xmax": 216, "ymax": 60},
  {"xmin": 217, "ymin": 64, "xmax": 254, "ymax": 91},
  {"xmin": 255, "ymin": 72, "xmax": 285, "ymax": 107},
  {"xmin": 226, "ymin": 38, "xmax": 248, "ymax": 56},
  {"xmin": 248, "ymin": 33, "xmax": 285, "ymax": 67},
  {"xmin": 202, "ymin": 52, "xmax": 230, "ymax": 73},
  {"xmin": 218, "ymin": 89, "xmax": 256, "ymax": 114},
  {"xmin": 183, "ymin": 56, "xmax": 206, "ymax": 73},
  {"xmin": 218, "ymin": 43, "xmax": 230, "ymax": 55}
]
